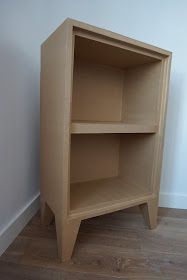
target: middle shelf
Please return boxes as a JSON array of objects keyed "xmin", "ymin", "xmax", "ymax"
[{"xmin": 71, "ymin": 121, "xmax": 158, "ymax": 134}]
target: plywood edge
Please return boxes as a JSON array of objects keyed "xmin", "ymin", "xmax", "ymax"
[{"xmin": 71, "ymin": 122, "xmax": 158, "ymax": 134}]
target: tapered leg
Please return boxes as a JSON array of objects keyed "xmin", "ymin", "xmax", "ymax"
[
  {"xmin": 55, "ymin": 215, "xmax": 81, "ymax": 261},
  {"xmin": 41, "ymin": 199, "xmax": 54, "ymax": 226},
  {"xmin": 139, "ymin": 196, "xmax": 158, "ymax": 229}
]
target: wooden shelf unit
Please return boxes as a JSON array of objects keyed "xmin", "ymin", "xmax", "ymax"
[{"xmin": 40, "ymin": 18, "xmax": 171, "ymax": 261}]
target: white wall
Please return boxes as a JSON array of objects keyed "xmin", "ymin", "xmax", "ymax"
[
  {"xmin": 41, "ymin": 0, "xmax": 187, "ymax": 209},
  {"xmin": 0, "ymin": 0, "xmax": 187, "ymax": 254},
  {"xmin": 0, "ymin": 0, "xmax": 46, "ymax": 254}
]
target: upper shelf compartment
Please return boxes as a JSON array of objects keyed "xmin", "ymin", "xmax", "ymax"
[{"xmin": 71, "ymin": 33, "xmax": 163, "ymax": 126}]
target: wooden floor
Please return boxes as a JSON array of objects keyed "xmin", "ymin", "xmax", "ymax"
[{"xmin": 0, "ymin": 207, "xmax": 187, "ymax": 279}]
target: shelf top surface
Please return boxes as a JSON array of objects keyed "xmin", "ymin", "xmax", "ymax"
[
  {"xmin": 70, "ymin": 176, "xmax": 153, "ymax": 219},
  {"xmin": 71, "ymin": 121, "xmax": 158, "ymax": 134}
]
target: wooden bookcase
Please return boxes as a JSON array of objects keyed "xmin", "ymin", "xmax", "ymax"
[{"xmin": 40, "ymin": 18, "xmax": 171, "ymax": 261}]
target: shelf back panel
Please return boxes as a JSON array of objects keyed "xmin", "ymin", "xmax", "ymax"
[
  {"xmin": 70, "ymin": 134, "xmax": 120, "ymax": 183},
  {"xmin": 72, "ymin": 60, "xmax": 124, "ymax": 122},
  {"xmin": 71, "ymin": 60, "xmax": 162, "ymax": 124}
]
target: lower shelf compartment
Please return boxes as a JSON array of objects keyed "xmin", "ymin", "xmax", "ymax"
[{"xmin": 70, "ymin": 177, "xmax": 153, "ymax": 219}]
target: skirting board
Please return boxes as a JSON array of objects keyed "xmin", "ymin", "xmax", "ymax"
[
  {"xmin": 159, "ymin": 192, "xmax": 187, "ymax": 209},
  {"xmin": 0, "ymin": 193, "xmax": 40, "ymax": 256},
  {"xmin": 0, "ymin": 191, "xmax": 186, "ymax": 256}
]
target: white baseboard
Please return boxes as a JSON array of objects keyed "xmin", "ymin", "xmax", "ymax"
[
  {"xmin": 0, "ymin": 191, "xmax": 186, "ymax": 256},
  {"xmin": 159, "ymin": 192, "xmax": 187, "ymax": 209},
  {"xmin": 0, "ymin": 193, "xmax": 40, "ymax": 256}
]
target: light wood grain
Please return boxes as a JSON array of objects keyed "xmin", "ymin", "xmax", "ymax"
[
  {"xmin": 139, "ymin": 196, "xmax": 159, "ymax": 229},
  {"xmin": 41, "ymin": 199, "xmax": 54, "ymax": 226},
  {"xmin": 55, "ymin": 216, "xmax": 80, "ymax": 262},
  {"xmin": 40, "ymin": 18, "xmax": 171, "ymax": 261},
  {"xmin": 71, "ymin": 121, "xmax": 157, "ymax": 134},
  {"xmin": 119, "ymin": 134, "xmax": 156, "ymax": 193},
  {"xmin": 72, "ymin": 60, "xmax": 124, "ymax": 122},
  {"xmin": 70, "ymin": 134, "xmax": 119, "ymax": 183},
  {"xmin": 74, "ymin": 34, "xmax": 161, "ymax": 69},
  {"xmin": 40, "ymin": 19, "xmax": 80, "ymax": 261},
  {"xmin": 122, "ymin": 62, "xmax": 162, "ymax": 123},
  {"xmin": 70, "ymin": 177, "xmax": 153, "ymax": 220}
]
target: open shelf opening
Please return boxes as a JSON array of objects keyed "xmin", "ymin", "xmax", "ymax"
[
  {"xmin": 70, "ymin": 134, "xmax": 155, "ymax": 218},
  {"xmin": 71, "ymin": 34, "xmax": 163, "ymax": 127}
]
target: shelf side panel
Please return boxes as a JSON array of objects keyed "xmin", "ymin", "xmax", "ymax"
[
  {"xmin": 122, "ymin": 61, "xmax": 162, "ymax": 123},
  {"xmin": 40, "ymin": 22, "xmax": 73, "ymax": 216},
  {"xmin": 119, "ymin": 134, "xmax": 156, "ymax": 193}
]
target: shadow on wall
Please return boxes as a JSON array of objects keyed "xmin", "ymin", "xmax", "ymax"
[{"xmin": 0, "ymin": 42, "xmax": 39, "ymax": 231}]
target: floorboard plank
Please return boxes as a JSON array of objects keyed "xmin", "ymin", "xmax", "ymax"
[{"xmin": 1, "ymin": 208, "xmax": 187, "ymax": 279}]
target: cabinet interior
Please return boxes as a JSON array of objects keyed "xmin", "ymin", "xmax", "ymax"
[{"xmin": 69, "ymin": 33, "xmax": 162, "ymax": 216}]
